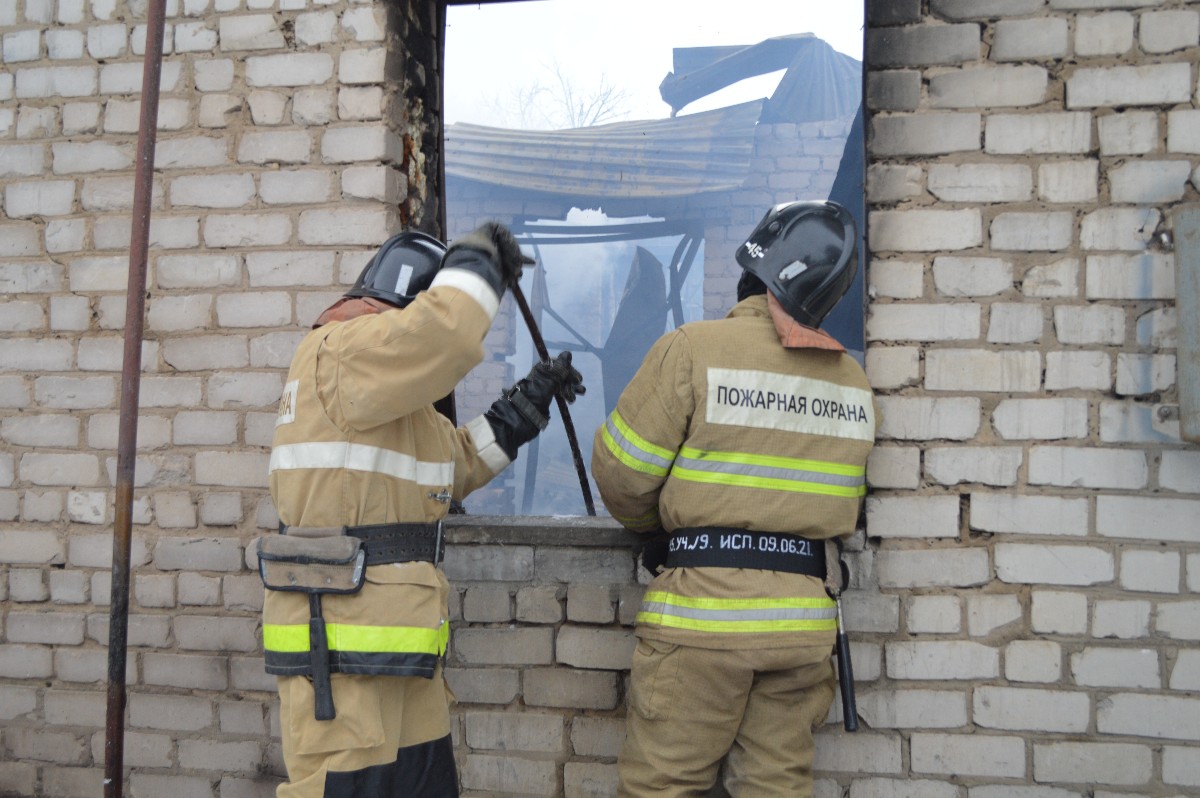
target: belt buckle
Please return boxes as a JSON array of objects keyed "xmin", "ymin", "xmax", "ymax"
[{"xmin": 433, "ymin": 520, "xmax": 445, "ymax": 565}]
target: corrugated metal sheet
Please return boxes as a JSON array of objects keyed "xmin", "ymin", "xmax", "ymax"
[{"xmin": 444, "ymin": 99, "xmax": 763, "ymax": 199}]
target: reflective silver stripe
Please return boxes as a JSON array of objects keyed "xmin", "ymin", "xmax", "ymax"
[
  {"xmin": 431, "ymin": 267, "xmax": 500, "ymax": 321},
  {"xmin": 639, "ymin": 600, "xmax": 836, "ymax": 624},
  {"xmin": 269, "ymin": 442, "xmax": 453, "ymax": 486},
  {"xmin": 604, "ymin": 415, "xmax": 674, "ymax": 473},
  {"xmin": 674, "ymin": 452, "xmax": 865, "ymax": 490},
  {"xmin": 466, "ymin": 414, "xmax": 511, "ymax": 475}
]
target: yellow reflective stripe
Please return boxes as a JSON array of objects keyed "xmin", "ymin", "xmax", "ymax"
[
  {"xmin": 635, "ymin": 612, "xmax": 837, "ymax": 633},
  {"xmin": 642, "ymin": 591, "xmax": 835, "ymax": 610},
  {"xmin": 614, "ymin": 507, "xmax": 661, "ymax": 530},
  {"xmin": 262, "ymin": 621, "xmax": 448, "ymax": 655},
  {"xmin": 672, "ymin": 465, "xmax": 867, "ymax": 498},
  {"xmin": 677, "ymin": 445, "xmax": 864, "ymax": 477},
  {"xmin": 638, "ymin": 591, "xmax": 837, "ymax": 633},
  {"xmin": 600, "ymin": 412, "xmax": 676, "ymax": 475},
  {"xmin": 612, "ymin": 411, "xmax": 676, "ymax": 462}
]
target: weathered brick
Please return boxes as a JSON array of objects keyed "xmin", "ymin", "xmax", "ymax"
[
  {"xmin": 1093, "ymin": 599, "xmax": 1151, "ymax": 640},
  {"xmin": 905, "ymin": 595, "xmax": 960, "ymax": 634},
  {"xmin": 926, "ymin": 350, "xmax": 1040, "ymax": 392},
  {"xmin": 970, "ymin": 493, "xmax": 1087, "ymax": 537},
  {"xmin": 975, "ymin": 686, "xmax": 1088, "ymax": 733},
  {"xmin": 996, "ymin": 543, "xmax": 1114, "ymax": 586},
  {"xmin": 877, "ymin": 549, "xmax": 989, "ymax": 589},
  {"xmin": 555, "ymin": 626, "xmax": 635, "ymax": 670},
  {"xmin": 887, "ymin": 641, "xmax": 999, "ymax": 680},
  {"xmin": 866, "ymin": 24, "xmax": 980, "ymax": 68},
  {"xmin": 875, "ymin": 397, "xmax": 980, "ymax": 441},
  {"xmin": 910, "ymin": 733, "xmax": 1023, "ymax": 778},
  {"xmin": 460, "ymin": 753, "xmax": 556, "ymax": 797},
  {"xmin": 857, "ymin": 689, "xmax": 967, "ymax": 729},
  {"xmin": 523, "ymin": 667, "xmax": 618, "ymax": 710},
  {"xmin": 867, "ymin": 304, "xmax": 980, "ymax": 341},
  {"xmin": 1095, "ymin": 496, "xmax": 1199, "ymax": 542},
  {"xmin": 1033, "ymin": 741, "xmax": 1151, "ymax": 786},
  {"xmin": 1031, "ymin": 590, "xmax": 1088, "ymax": 635},
  {"xmin": 1071, "ymin": 647, "xmax": 1160, "ymax": 689},
  {"xmin": 986, "ymin": 112, "xmax": 1091, "ymax": 155},
  {"xmin": 464, "ymin": 710, "xmax": 563, "ymax": 753},
  {"xmin": 865, "ymin": 496, "xmax": 959, "ymax": 538},
  {"xmin": 1005, "ymin": 640, "xmax": 1062, "ymax": 683}
]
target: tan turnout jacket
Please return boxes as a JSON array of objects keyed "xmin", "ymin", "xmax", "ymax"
[
  {"xmin": 263, "ymin": 259, "xmax": 511, "ymax": 678},
  {"xmin": 592, "ymin": 294, "xmax": 877, "ymax": 651}
]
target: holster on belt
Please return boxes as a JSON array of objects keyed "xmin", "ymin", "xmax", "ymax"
[{"xmin": 256, "ymin": 534, "xmax": 366, "ymax": 722}]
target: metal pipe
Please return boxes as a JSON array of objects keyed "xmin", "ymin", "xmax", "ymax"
[
  {"xmin": 104, "ymin": 0, "xmax": 167, "ymax": 795},
  {"xmin": 510, "ymin": 281, "xmax": 596, "ymax": 516}
]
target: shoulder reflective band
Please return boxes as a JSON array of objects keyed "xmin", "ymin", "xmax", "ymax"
[
  {"xmin": 600, "ymin": 410, "xmax": 676, "ymax": 478},
  {"xmin": 671, "ymin": 445, "xmax": 865, "ymax": 498},
  {"xmin": 269, "ymin": 441, "xmax": 454, "ymax": 487},
  {"xmin": 263, "ymin": 619, "xmax": 449, "ymax": 657},
  {"xmin": 637, "ymin": 591, "xmax": 836, "ymax": 633}
]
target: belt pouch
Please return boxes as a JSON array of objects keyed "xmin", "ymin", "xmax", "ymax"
[{"xmin": 256, "ymin": 535, "xmax": 366, "ymax": 721}]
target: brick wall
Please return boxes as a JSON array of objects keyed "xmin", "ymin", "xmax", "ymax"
[{"xmin": 1, "ymin": 0, "xmax": 1199, "ymax": 796}]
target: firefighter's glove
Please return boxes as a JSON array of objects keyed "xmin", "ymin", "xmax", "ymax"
[
  {"xmin": 451, "ymin": 221, "xmax": 533, "ymax": 289},
  {"xmin": 484, "ymin": 352, "xmax": 586, "ymax": 460}
]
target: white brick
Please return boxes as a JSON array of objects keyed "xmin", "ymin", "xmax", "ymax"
[
  {"xmin": 1140, "ymin": 10, "xmax": 1199, "ymax": 54},
  {"xmin": 1068, "ymin": 62, "xmax": 1191, "ymax": 108},
  {"xmin": 867, "ymin": 164, "xmax": 922, "ymax": 203},
  {"xmin": 1023, "ymin": 258, "xmax": 1078, "ymax": 298},
  {"xmin": 250, "ymin": 332, "xmax": 307, "ymax": 368},
  {"xmin": 47, "ymin": 29, "xmax": 85, "ymax": 60},
  {"xmin": 155, "ymin": 136, "xmax": 229, "ymax": 169},
  {"xmin": 170, "ymin": 173, "xmax": 255, "ymax": 208},
  {"xmin": 866, "ymin": 446, "xmax": 920, "ymax": 490},
  {"xmin": 1075, "ymin": 11, "xmax": 1134, "ymax": 56},
  {"xmin": 1097, "ymin": 693, "xmax": 1200, "ymax": 741},
  {"xmin": 194, "ymin": 452, "xmax": 269, "ymax": 488},
  {"xmin": 1136, "ymin": 306, "xmax": 1175, "ymax": 348},
  {"xmin": 1119, "ymin": 549, "xmax": 1180, "ymax": 594},
  {"xmin": 1169, "ymin": 651, "xmax": 1200, "ymax": 692},
  {"xmin": 887, "ymin": 641, "xmax": 998, "ymax": 680},
  {"xmin": 992, "ymin": 398, "xmax": 1088, "ymax": 440},
  {"xmin": 1087, "ymin": 253, "xmax": 1175, "ymax": 300},
  {"xmin": 1093, "ymin": 599, "xmax": 1151, "ymax": 640},
  {"xmin": 342, "ymin": 7, "xmax": 385, "ymax": 41},
  {"xmin": 292, "ymin": 88, "xmax": 334, "ymax": 125},
  {"xmin": 198, "ymin": 93, "xmax": 240, "ymax": 127},
  {"xmin": 868, "ymin": 260, "xmax": 923, "ymax": 299},
  {"xmin": 868, "ymin": 209, "xmax": 982, "ymax": 252},
  {"xmin": 1071, "ymin": 647, "xmax": 1160, "ymax": 688},
  {"xmin": 0, "ymin": 301, "xmax": 45, "ymax": 332},
  {"xmin": 99, "ymin": 61, "xmax": 181, "ymax": 94},
  {"xmin": 932, "ymin": 257, "xmax": 1012, "ymax": 297},
  {"xmin": 865, "ymin": 347, "xmax": 919, "ymax": 390},
  {"xmin": 218, "ymin": 15, "xmax": 284, "ymax": 50},
  {"xmin": 974, "ymin": 686, "xmax": 1089, "ymax": 732},
  {"xmin": 992, "ymin": 17, "xmax": 1069, "ymax": 61},
  {"xmin": 987, "ymin": 303, "xmax": 1043, "ymax": 343},
  {"xmin": 927, "ymin": 164, "xmax": 1031, "ymax": 202},
  {"xmin": 320, "ymin": 126, "xmax": 398, "ymax": 164},
  {"xmin": 1053, "ymin": 305, "xmax": 1125, "ymax": 345},
  {"xmin": 0, "ymin": 144, "xmax": 46, "ymax": 178},
  {"xmin": 877, "ymin": 549, "xmax": 990, "ymax": 589},
  {"xmin": 866, "ymin": 496, "xmax": 959, "ymax": 538},
  {"xmin": 996, "ymin": 543, "xmax": 1114, "ymax": 586},
  {"xmin": 871, "ymin": 113, "xmax": 981, "ymax": 157},
  {"xmin": 5, "ymin": 181, "xmax": 76, "ymax": 217},
  {"xmin": 905, "ymin": 595, "xmax": 961, "ymax": 634},
  {"xmin": 204, "ymin": 214, "xmax": 292, "ymax": 248},
  {"xmin": 967, "ymin": 594, "xmax": 1021, "ymax": 637},
  {"xmin": 86, "ymin": 23, "xmax": 126, "ymax": 59},
  {"xmin": 15, "ymin": 65, "xmax": 98, "ymax": 98},
  {"xmin": 1081, "ymin": 207, "xmax": 1159, "ymax": 251},
  {"xmin": 1099, "ymin": 111, "xmax": 1158, "ymax": 157},
  {"xmin": 1158, "ymin": 601, "xmax": 1200, "ymax": 641},
  {"xmin": 259, "ymin": 170, "xmax": 333, "ymax": 205},
  {"xmin": 991, "ymin": 212, "xmax": 1073, "ymax": 251},
  {"xmin": 1005, "ymin": 640, "xmax": 1062, "ymax": 683},
  {"xmin": 911, "ymin": 733, "xmax": 1023, "ymax": 778},
  {"xmin": 969, "ymin": 493, "xmax": 1088, "ymax": 536},
  {"xmin": 1031, "ymin": 446, "xmax": 1148, "ymax": 490},
  {"xmin": 4, "ymin": 29, "xmax": 41, "ymax": 62},
  {"xmin": 1160, "ymin": 450, "xmax": 1200, "ymax": 493},
  {"xmin": 925, "ymin": 350, "xmax": 1040, "ymax": 392},
  {"xmin": 986, "ymin": 112, "xmax": 1091, "ymax": 154},
  {"xmin": 338, "ymin": 48, "xmax": 385, "ymax": 84},
  {"xmin": 1044, "ymin": 350, "xmax": 1111, "ymax": 391},
  {"xmin": 926, "ymin": 447, "xmax": 1021, "ymax": 486},
  {"xmin": 1168, "ymin": 109, "xmax": 1200, "ymax": 154},
  {"xmin": 156, "ymin": 254, "xmax": 240, "ymax": 288},
  {"xmin": 237, "ymin": 131, "xmax": 311, "ymax": 165},
  {"xmin": 298, "ymin": 207, "xmax": 390, "ymax": 246},
  {"xmin": 876, "ymin": 397, "xmax": 980, "ymax": 441},
  {"xmin": 207, "ymin": 372, "xmax": 283, "ymax": 408},
  {"xmin": 1109, "ymin": 160, "xmax": 1192, "ymax": 203},
  {"xmin": 80, "ymin": 175, "xmax": 164, "ymax": 212},
  {"xmin": 1163, "ymin": 745, "xmax": 1200, "ymax": 788},
  {"xmin": 294, "ymin": 11, "xmax": 337, "ymax": 45},
  {"xmin": 1038, "ymin": 160, "xmax": 1099, "ymax": 203},
  {"xmin": 1033, "ymin": 741, "xmax": 1151, "ymax": 786},
  {"xmin": 147, "ymin": 295, "xmax": 212, "ymax": 332},
  {"xmin": 95, "ymin": 215, "xmax": 199, "ymax": 251},
  {"xmin": 857, "ymin": 689, "xmax": 967, "ymax": 729},
  {"xmin": 867, "ymin": 304, "xmax": 980, "ymax": 341},
  {"xmin": 245, "ymin": 53, "xmax": 334, "ymax": 87},
  {"xmin": 1096, "ymin": 496, "xmax": 1199, "ymax": 542},
  {"xmin": 338, "ymin": 86, "xmax": 384, "ymax": 121},
  {"xmin": 1114, "ymin": 354, "xmax": 1174, "ymax": 396}
]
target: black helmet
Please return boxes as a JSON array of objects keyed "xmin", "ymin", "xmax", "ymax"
[
  {"xmin": 345, "ymin": 231, "xmax": 448, "ymax": 308},
  {"xmin": 735, "ymin": 201, "xmax": 858, "ymax": 328}
]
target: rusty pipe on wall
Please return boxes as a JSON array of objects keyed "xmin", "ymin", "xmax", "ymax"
[{"xmin": 104, "ymin": 0, "xmax": 168, "ymax": 795}]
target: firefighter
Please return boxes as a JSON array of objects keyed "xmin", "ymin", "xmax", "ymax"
[
  {"xmin": 261, "ymin": 222, "xmax": 584, "ymax": 798},
  {"xmin": 591, "ymin": 201, "xmax": 876, "ymax": 798}
]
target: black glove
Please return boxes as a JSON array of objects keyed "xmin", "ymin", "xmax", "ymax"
[
  {"xmin": 450, "ymin": 221, "xmax": 533, "ymax": 289},
  {"xmin": 484, "ymin": 351, "xmax": 586, "ymax": 459}
]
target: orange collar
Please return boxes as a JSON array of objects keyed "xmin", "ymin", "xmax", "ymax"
[
  {"xmin": 767, "ymin": 293, "xmax": 845, "ymax": 351},
  {"xmin": 312, "ymin": 296, "xmax": 396, "ymax": 328}
]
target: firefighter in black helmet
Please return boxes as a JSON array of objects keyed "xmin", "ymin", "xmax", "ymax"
[
  {"xmin": 593, "ymin": 200, "xmax": 876, "ymax": 798},
  {"xmin": 262, "ymin": 222, "xmax": 584, "ymax": 798}
]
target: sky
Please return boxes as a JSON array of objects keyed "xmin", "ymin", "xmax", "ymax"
[{"xmin": 444, "ymin": 0, "xmax": 864, "ymax": 127}]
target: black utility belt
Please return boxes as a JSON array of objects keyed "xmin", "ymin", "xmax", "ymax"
[
  {"xmin": 665, "ymin": 528, "xmax": 825, "ymax": 577},
  {"xmin": 281, "ymin": 521, "xmax": 444, "ymax": 566}
]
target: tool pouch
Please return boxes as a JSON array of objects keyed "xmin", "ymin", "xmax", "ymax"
[{"xmin": 256, "ymin": 534, "xmax": 366, "ymax": 721}]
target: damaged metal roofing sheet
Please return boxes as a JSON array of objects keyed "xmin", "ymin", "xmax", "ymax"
[{"xmin": 444, "ymin": 99, "xmax": 764, "ymax": 199}]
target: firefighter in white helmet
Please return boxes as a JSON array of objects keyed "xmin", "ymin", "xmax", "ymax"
[
  {"xmin": 260, "ymin": 222, "xmax": 584, "ymax": 798},
  {"xmin": 592, "ymin": 201, "xmax": 876, "ymax": 797}
]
